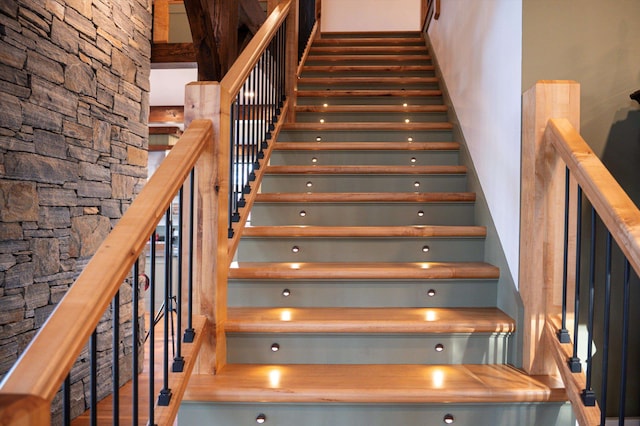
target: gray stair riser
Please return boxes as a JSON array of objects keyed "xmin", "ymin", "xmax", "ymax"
[
  {"xmin": 260, "ymin": 174, "xmax": 467, "ymax": 193},
  {"xmin": 276, "ymin": 129, "xmax": 453, "ymax": 142},
  {"xmin": 269, "ymin": 150, "xmax": 460, "ymax": 166},
  {"xmin": 228, "ymin": 279, "xmax": 498, "ymax": 308},
  {"xmin": 300, "ymin": 70, "xmax": 437, "ymax": 78},
  {"xmin": 297, "ymin": 82, "xmax": 440, "ymax": 90},
  {"xmin": 294, "ymin": 111, "xmax": 449, "ymax": 123},
  {"xmin": 179, "ymin": 402, "xmax": 574, "ymax": 426},
  {"xmin": 250, "ymin": 203, "xmax": 476, "ymax": 226},
  {"xmin": 226, "ymin": 333, "xmax": 512, "ymax": 364},
  {"xmin": 304, "ymin": 58, "xmax": 433, "ymax": 66},
  {"xmin": 236, "ymin": 237, "xmax": 484, "ymax": 263},
  {"xmin": 296, "ymin": 95, "xmax": 443, "ymax": 105}
]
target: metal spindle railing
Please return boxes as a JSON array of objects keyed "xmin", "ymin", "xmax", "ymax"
[
  {"xmin": 227, "ymin": 21, "xmax": 288, "ymax": 239},
  {"xmin": 557, "ymin": 170, "xmax": 638, "ymax": 421},
  {"xmin": 112, "ymin": 291, "xmax": 120, "ymax": 426},
  {"xmin": 132, "ymin": 261, "xmax": 140, "ymax": 426},
  {"xmin": 148, "ymin": 231, "xmax": 157, "ymax": 426}
]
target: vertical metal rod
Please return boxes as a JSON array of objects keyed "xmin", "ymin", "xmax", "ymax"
[
  {"xmin": 112, "ymin": 290, "xmax": 120, "ymax": 426},
  {"xmin": 581, "ymin": 207, "xmax": 597, "ymax": 406},
  {"xmin": 618, "ymin": 259, "xmax": 631, "ymax": 426},
  {"xmin": 132, "ymin": 261, "xmax": 140, "ymax": 426},
  {"xmin": 184, "ymin": 171, "xmax": 195, "ymax": 342},
  {"xmin": 148, "ymin": 232, "xmax": 156, "ymax": 425},
  {"xmin": 63, "ymin": 374, "xmax": 71, "ymax": 426},
  {"xmin": 600, "ymin": 231, "xmax": 613, "ymax": 426},
  {"xmin": 158, "ymin": 209, "xmax": 172, "ymax": 406},
  {"xmin": 558, "ymin": 167, "xmax": 571, "ymax": 343},
  {"xmin": 173, "ymin": 186, "xmax": 185, "ymax": 372},
  {"xmin": 90, "ymin": 330, "xmax": 97, "ymax": 426},
  {"xmin": 569, "ymin": 185, "xmax": 583, "ymax": 372}
]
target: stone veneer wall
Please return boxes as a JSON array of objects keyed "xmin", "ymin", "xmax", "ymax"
[{"xmin": 0, "ymin": 0, "xmax": 151, "ymax": 420}]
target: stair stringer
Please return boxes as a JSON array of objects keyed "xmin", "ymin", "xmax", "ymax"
[{"xmin": 422, "ymin": 32, "xmax": 524, "ymax": 368}]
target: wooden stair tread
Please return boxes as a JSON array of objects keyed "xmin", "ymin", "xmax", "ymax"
[
  {"xmin": 281, "ymin": 122, "xmax": 453, "ymax": 131},
  {"xmin": 310, "ymin": 45, "xmax": 428, "ymax": 53},
  {"xmin": 242, "ymin": 225, "xmax": 486, "ymax": 238},
  {"xmin": 295, "ymin": 104, "xmax": 447, "ymax": 113},
  {"xmin": 306, "ymin": 54, "xmax": 431, "ymax": 62},
  {"xmin": 228, "ymin": 262, "xmax": 500, "ymax": 280},
  {"xmin": 225, "ymin": 307, "xmax": 514, "ymax": 333},
  {"xmin": 302, "ymin": 65, "xmax": 435, "ymax": 73},
  {"xmin": 274, "ymin": 142, "xmax": 459, "ymax": 151},
  {"xmin": 254, "ymin": 192, "xmax": 476, "ymax": 202},
  {"xmin": 264, "ymin": 165, "xmax": 466, "ymax": 175},
  {"xmin": 185, "ymin": 364, "xmax": 567, "ymax": 403},
  {"xmin": 297, "ymin": 89, "xmax": 442, "ymax": 97}
]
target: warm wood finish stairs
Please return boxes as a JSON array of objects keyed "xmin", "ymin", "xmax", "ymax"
[{"xmin": 181, "ymin": 31, "xmax": 571, "ymax": 425}]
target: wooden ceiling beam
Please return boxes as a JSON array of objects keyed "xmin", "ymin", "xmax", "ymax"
[
  {"xmin": 151, "ymin": 42, "xmax": 196, "ymax": 63},
  {"xmin": 149, "ymin": 106, "xmax": 185, "ymax": 123}
]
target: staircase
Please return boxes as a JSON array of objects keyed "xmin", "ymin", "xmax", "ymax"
[{"xmin": 181, "ymin": 32, "xmax": 573, "ymax": 425}]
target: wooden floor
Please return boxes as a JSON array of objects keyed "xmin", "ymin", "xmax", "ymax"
[{"xmin": 71, "ymin": 314, "xmax": 175, "ymax": 426}]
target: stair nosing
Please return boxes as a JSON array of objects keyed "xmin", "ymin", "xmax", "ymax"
[
  {"xmin": 228, "ymin": 261, "xmax": 500, "ymax": 280},
  {"xmin": 185, "ymin": 364, "xmax": 568, "ymax": 404},
  {"xmin": 241, "ymin": 225, "xmax": 486, "ymax": 238}
]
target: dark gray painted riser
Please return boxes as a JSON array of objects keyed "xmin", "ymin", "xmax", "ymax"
[
  {"xmin": 227, "ymin": 279, "xmax": 499, "ymax": 308},
  {"xmin": 294, "ymin": 111, "xmax": 449, "ymax": 123},
  {"xmin": 296, "ymin": 95, "xmax": 443, "ymax": 105},
  {"xmin": 179, "ymin": 402, "xmax": 574, "ymax": 426},
  {"xmin": 300, "ymin": 70, "xmax": 437, "ymax": 78},
  {"xmin": 260, "ymin": 174, "xmax": 467, "ymax": 193},
  {"xmin": 235, "ymin": 237, "xmax": 485, "ymax": 263},
  {"xmin": 276, "ymin": 129, "xmax": 453, "ymax": 142},
  {"xmin": 226, "ymin": 333, "xmax": 512, "ymax": 364},
  {"xmin": 249, "ymin": 203, "xmax": 476, "ymax": 226},
  {"xmin": 269, "ymin": 150, "xmax": 459, "ymax": 166}
]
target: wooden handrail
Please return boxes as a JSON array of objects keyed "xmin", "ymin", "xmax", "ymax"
[
  {"xmin": 0, "ymin": 119, "xmax": 213, "ymax": 402},
  {"xmin": 221, "ymin": 0, "xmax": 292, "ymax": 97},
  {"xmin": 546, "ymin": 118, "xmax": 640, "ymax": 277}
]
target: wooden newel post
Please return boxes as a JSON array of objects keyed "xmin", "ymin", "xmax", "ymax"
[
  {"xmin": 184, "ymin": 82, "xmax": 227, "ymax": 374},
  {"xmin": 520, "ymin": 80, "xmax": 580, "ymax": 375},
  {"xmin": 285, "ymin": 0, "xmax": 299, "ymax": 122}
]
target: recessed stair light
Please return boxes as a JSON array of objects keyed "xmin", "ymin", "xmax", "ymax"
[
  {"xmin": 410, "ymin": 157, "xmax": 417, "ymax": 164},
  {"xmin": 316, "ymin": 136, "xmax": 322, "ymax": 141},
  {"xmin": 292, "ymin": 246, "xmax": 300, "ymax": 253},
  {"xmin": 282, "ymin": 288, "xmax": 291, "ymax": 297},
  {"xmin": 422, "ymin": 245, "xmax": 430, "ymax": 253},
  {"xmin": 299, "ymin": 210, "xmax": 307, "ymax": 217},
  {"xmin": 443, "ymin": 414, "xmax": 455, "ymax": 424},
  {"xmin": 417, "ymin": 210, "xmax": 425, "ymax": 217},
  {"xmin": 256, "ymin": 413, "xmax": 267, "ymax": 423},
  {"xmin": 306, "ymin": 181, "xmax": 313, "ymax": 188},
  {"xmin": 312, "ymin": 157, "xmax": 318, "ymax": 163},
  {"xmin": 414, "ymin": 181, "xmax": 420, "ymax": 188},
  {"xmin": 427, "ymin": 289, "xmax": 436, "ymax": 297},
  {"xmin": 435, "ymin": 343, "xmax": 445, "ymax": 352},
  {"xmin": 271, "ymin": 343, "xmax": 280, "ymax": 352},
  {"xmin": 407, "ymin": 137, "xmax": 413, "ymax": 142}
]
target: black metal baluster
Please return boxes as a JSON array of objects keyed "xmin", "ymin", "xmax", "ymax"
[
  {"xmin": 173, "ymin": 187, "xmax": 185, "ymax": 372},
  {"xmin": 569, "ymin": 185, "xmax": 583, "ymax": 373},
  {"xmin": 581, "ymin": 207, "xmax": 596, "ymax": 406},
  {"xmin": 148, "ymin": 232, "xmax": 156, "ymax": 425},
  {"xmin": 90, "ymin": 330, "xmax": 97, "ymax": 426},
  {"xmin": 618, "ymin": 259, "xmax": 631, "ymax": 426},
  {"xmin": 260, "ymin": 53, "xmax": 268, "ymax": 156},
  {"xmin": 112, "ymin": 290, "xmax": 120, "ymax": 426},
  {"xmin": 558, "ymin": 167, "xmax": 571, "ymax": 343},
  {"xmin": 63, "ymin": 374, "xmax": 71, "ymax": 426},
  {"xmin": 132, "ymin": 261, "xmax": 140, "ymax": 426},
  {"xmin": 184, "ymin": 171, "xmax": 195, "ymax": 343},
  {"xmin": 600, "ymin": 232, "xmax": 613, "ymax": 426},
  {"xmin": 268, "ymin": 36, "xmax": 275, "ymax": 137},
  {"xmin": 158, "ymin": 209, "xmax": 172, "ymax": 406}
]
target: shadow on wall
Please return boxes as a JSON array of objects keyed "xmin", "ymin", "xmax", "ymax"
[{"xmin": 601, "ymin": 106, "xmax": 640, "ymax": 208}]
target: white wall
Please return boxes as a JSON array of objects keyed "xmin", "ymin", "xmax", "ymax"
[
  {"xmin": 428, "ymin": 0, "xmax": 522, "ymax": 283},
  {"xmin": 321, "ymin": 0, "xmax": 421, "ymax": 33}
]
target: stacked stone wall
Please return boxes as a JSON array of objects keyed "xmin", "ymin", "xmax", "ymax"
[{"xmin": 0, "ymin": 0, "xmax": 151, "ymax": 420}]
